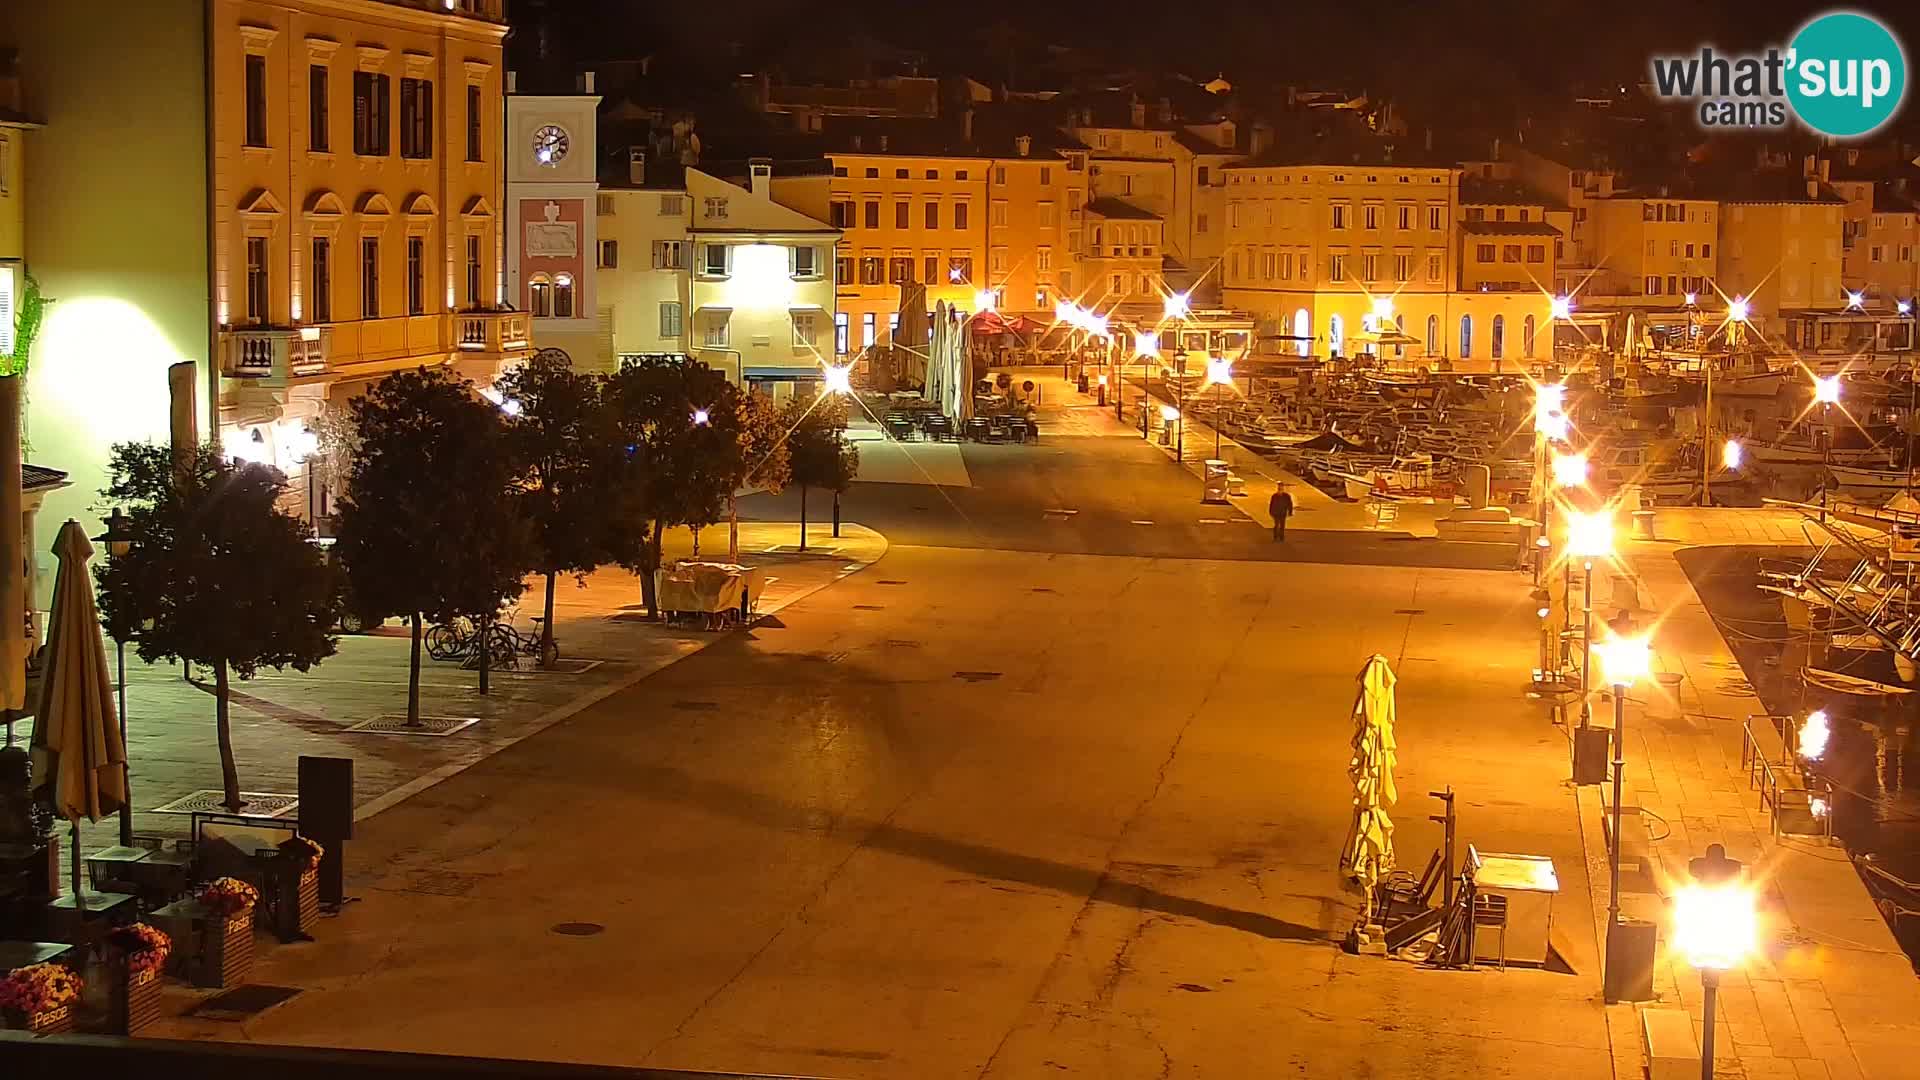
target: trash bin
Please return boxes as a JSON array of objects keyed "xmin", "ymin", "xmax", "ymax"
[
  {"xmin": 1202, "ymin": 460, "xmax": 1231, "ymax": 504},
  {"xmin": 1632, "ymin": 509, "xmax": 1657, "ymax": 540},
  {"xmin": 1650, "ymin": 671, "xmax": 1684, "ymax": 722},
  {"xmin": 1604, "ymin": 917, "xmax": 1658, "ymax": 1003}
]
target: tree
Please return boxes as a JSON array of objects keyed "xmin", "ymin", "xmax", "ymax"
[
  {"xmin": 333, "ymin": 367, "xmax": 532, "ymax": 721},
  {"xmin": 786, "ymin": 394, "xmax": 859, "ymax": 551},
  {"xmin": 96, "ymin": 443, "xmax": 340, "ymax": 811},
  {"xmin": 604, "ymin": 356, "xmax": 749, "ymax": 618},
  {"xmin": 496, "ymin": 350, "xmax": 622, "ymax": 666},
  {"xmin": 731, "ymin": 388, "xmax": 791, "ymax": 559}
]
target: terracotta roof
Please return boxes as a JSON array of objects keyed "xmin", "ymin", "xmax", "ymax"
[
  {"xmin": 1085, "ymin": 197, "xmax": 1159, "ymax": 220},
  {"xmin": 1460, "ymin": 220, "xmax": 1562, "ymax": 237},
  {"xmin": 23, "ymin": 465, "xmax": 68, "ymax": 492},
  {"xmin": 1460, "ymin": 175, "xmax": 1563, "ymax": 210}
]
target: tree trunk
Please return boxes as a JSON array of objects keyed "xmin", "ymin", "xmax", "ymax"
[
  {"xmin": 728, "ymin": 494, "xmax": 740, "ymax": 562},
  {"xmin": 800, "ymin": 485, "xmax": 809, "ymax": 551},
  {"xmin": 477, "ymin": 612, "xmax": 490, "ymax": 696},
  {"xmin": 541, "ymin": 569, "xmax": 557, "ymax": 668},
  {"xmin": 214, "ymin": 658, "xmax": 241, "ymax": 812},
  {"xmin": 407, "ymin": 611, "xmax": 423, "ymax": 727},
  {"xmin": 641, "ymin": 519, "xmax": 665, "ymax": 620},
  {"xmin": 833, "ymin": 489, "xmax": 841, "ymax": 538}
]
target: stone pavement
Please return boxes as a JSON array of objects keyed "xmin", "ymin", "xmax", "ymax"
[
  {"xmin": 1569, "ymin": 504, "xmax": 1920, "ymax": 1079},
  {"xmin": 16, "ymin": 521, "xmax": 885, "ymax": 860}
]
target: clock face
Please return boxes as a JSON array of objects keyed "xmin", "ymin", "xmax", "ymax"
[{"xmin": 532, "ymin": 124, "xmax": 570, "ymax": 166}]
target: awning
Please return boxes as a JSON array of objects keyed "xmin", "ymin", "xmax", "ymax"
[{"xmin": 744, "ymin": 366, "xmax": 823, "ymax": 381}]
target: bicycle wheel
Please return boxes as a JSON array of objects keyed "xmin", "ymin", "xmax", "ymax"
[
  {"xmin": 425, "ymin": 624, "xmax": 460, "ymax": 661},
  {"xmin": 487, "ymin": 624, "xmax": 521, "ymax": 668}
]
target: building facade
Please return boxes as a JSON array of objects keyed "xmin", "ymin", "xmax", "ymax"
[{"xmin": 506, "ymin": 81, "xmax": 602, "ymax": 367}]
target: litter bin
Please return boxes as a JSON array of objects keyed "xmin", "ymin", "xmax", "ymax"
[
  {"xmin": 1202, "ymin": 459, "xmax": 1231, "ymax": 504},
  {"xmin": 1650, "ymin": 671, "xmax": 1684, "ymax": 722},
  {"xmin": 1632, "ymin": 509, "xmax": 1657, "ymax": 540}
]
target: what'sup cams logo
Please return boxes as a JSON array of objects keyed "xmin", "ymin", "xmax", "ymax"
[{"xmin": 1650, "ymin": 10, "xmax": 1907, "ymax": 137}]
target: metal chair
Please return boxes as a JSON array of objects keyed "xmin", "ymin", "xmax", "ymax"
[
  {"xmin": 964, "ymin": 417, "xmax": 991, "ymax": 441},
  {"xmin": 1472, "ymin": 893, "xmax": 1509, "ymax": 970}
]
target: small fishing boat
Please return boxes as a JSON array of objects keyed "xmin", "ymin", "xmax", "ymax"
[{"xmin": 1829, "ymin": 464, "xmax": 1919, "ymax": 492}]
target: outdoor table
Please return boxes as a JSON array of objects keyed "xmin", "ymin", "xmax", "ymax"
[
  {"xmin": 0, "ymin": 939, "xmax": 76, "ymax": 972},
  {"xmin": 85, "ymin": 845, "xmax": 152, "ymax": 891},
  {"xmin": 43, "ymin": 890, "xmax": 139, "ymax": 949},
  {"xmin": 1472, "ymin": 850, "xmax": 1558, "ymax": 966}
]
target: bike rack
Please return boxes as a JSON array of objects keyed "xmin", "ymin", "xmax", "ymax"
[{"xmin": 1740, "ymin": 713, "xmax": 1835, "ymax": 841}]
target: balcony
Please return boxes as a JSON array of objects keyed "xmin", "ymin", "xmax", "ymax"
[
  {"xmin": 457, "ymin": 310, "xmax": 532, "ymax": 356},
  {"xmin": 222, "ymin": 327, "xmax": 328, "ymax": 383}
]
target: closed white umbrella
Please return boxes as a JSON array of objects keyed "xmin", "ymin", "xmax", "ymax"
[
  {"xmin": 1342, "ymin": 655, "xmax": 1399, "ymax": 921},
  {"xmin": 958, "ymin": 319, "xmax": 977, "ymax": 423},
  {"xmin": 29, "ymin": 519, "xmax": 128, "ymax": 903},
  {"xmin": 927, "ymin": 301, "xmax": 949, "ymax": 408}
]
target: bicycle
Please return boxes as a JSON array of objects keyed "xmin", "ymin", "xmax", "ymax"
[{"xmin": 425, "ymin": 615, "xmax": 523, "ymax": 669}]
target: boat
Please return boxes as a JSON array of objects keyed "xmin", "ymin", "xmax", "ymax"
[
  {"xmin": 1829, "ymin": 464, "xmax": 1919, "ymax": 492},
  {"xmin": 1746, "ymin": 437, "xmax": 1895, "ymax": 468},
  {"xmin": 1334, "ymin": 453, "xmax": 1442, "ymax": 502}
]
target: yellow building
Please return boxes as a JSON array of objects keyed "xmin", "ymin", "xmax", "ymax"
[
  {"xmin": 1581, "ymin": 193, "xmax": 1720, "ymax": 310},
  {"xmin": 1717, "ymin": 172, "xmax": 1847, "ymax": 331},
  {"xmin": 1831, "ymin": 165, "xmax": 1920, "ymax": 308},
  {"xmin": 3, "ymin": 0, "xmax": 518, "ymax": 538},
  {"xmin": 1070, "ymin": 117, "xmax": 1241, "ymax": 300},
  {"xmin": 1220, "ymin": 148, "xmax": 1553, "ymax": 371}
]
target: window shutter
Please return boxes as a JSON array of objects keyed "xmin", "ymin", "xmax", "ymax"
[
  {"xmin": 353, "ymin": 72, "xmax": 369, "ymax": 154},
  {"xmin": 0, "ymin": 267, "xmax": 15, "ymax": 356}
]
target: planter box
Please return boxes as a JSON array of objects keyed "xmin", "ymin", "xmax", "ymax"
[
  {"xmin": 201, "ymin": 911, "xmax": 254, "ymax": 989},
  {"xmin": 111, "ymin": 964, "xmax": 163, "ymax": 1035},
  {"xmin": 3, "ymin": 1004, "xmax": 75, "ymax": 1036},
  {"xmin": 276, "ymin": 867, "xmax": 319, "ymax": 941}
]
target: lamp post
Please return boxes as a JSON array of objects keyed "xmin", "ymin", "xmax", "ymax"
[
  {"xmin": 1566, "ymin": 507, "xmax": 1612, "ymax": 693},
  {"xmin": 1814, "ymin": 374, "xmax": 1841, "ymax": 522},
  {"xmin": 1675, "ymin": 844, "xmax": 1754, "ymax": 1078},
  {"xmin": 1129, "ymin": 330, "xmax": 1158, "ymax": 425},
  {"xmin": 94, "ymin": 508, "xmax": 135, "ymax": 847},
  {"xmin": 1205, "ymin": 355, "xmax": 1234, "ymax": 459},
  {"xmin": 1173, "ymin": 346, "xmax": 1188, "ymax": 462},
  {"xmin": 1595, "ymin": 630, "xmax": 1652, "ymax": 1003}
]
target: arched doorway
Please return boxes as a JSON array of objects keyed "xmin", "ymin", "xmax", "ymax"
[
  {"xmin": 1459, "ymin": 314, "xmax": 1473, "ymax": 359},
  {"xmin": 1293, "ymin": 309, "xmax": 1310, "ymax": 357},
  {"xmin": 1329, "ymin": 313, "xmax": 1344, "ymax": 357}
]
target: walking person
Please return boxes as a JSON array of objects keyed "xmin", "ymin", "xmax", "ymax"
[{"xmin": 1270, "ymin": 485, "xmax": 1294, "ymax": 542}]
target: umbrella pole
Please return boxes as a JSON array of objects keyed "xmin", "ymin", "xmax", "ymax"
[{"xmin": 70, "ymin": 820, "xmax": 84, "ymax": 910}]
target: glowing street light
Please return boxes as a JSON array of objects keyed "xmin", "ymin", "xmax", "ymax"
[
  {"xmin": 691, "ymin": 408, "xmax": 711, "ymax": 426},
  {"xmin": 1684, "ymin": 291, "xmax": 1699, "ymax": 307},
  {"xmin": 1674, "ymin": 844, "xmax": 1755, "ymax": 1075},
  {"xmin": 1845, "ymin": 290, "xmax": 1865, "ymax": 310},
  {"xmin": 1539, "ymin": 411, "xmax": 1571, "ymax": 443},
  {"xmin": 1594, "ymin": 633, "xmax": 1651, "ymax": 689},
  {"xmin": 1722, "ymin": 439, "xmax": 1744, "ymax": 470},
  {"xmin": 1370, "ymin": 296, "xmax": 1395, "ymax": 320},
  {"xmin": 1798, "ymin": 709, "xmax": 1830, "ymax": 761},
  {"xmin": 1566, "ymin": 509, "xmax": 1613, "ymax": 559},
  {"xmin": 1163, "ymin": 291, "xmax": 1191, "ymax": 320},
  {"xmin": 1728, "ymin": 296, "xmax": 1751, "ymax": 323},
  {"xmin": 821, "ymin": 363, "xmax": 853, "ymax": 396},
  {"xmin": 1551, "ymin": 450, "xmax": 1589, "ymax": 489},
  {"xmin": 1599, "ymin": 628, "xmax": 1656, "ymax": 1004},
  {"xmin": 1135, "ymin": 331, "xmax": 1160, "ymax": 357},
  {"xmin": 1549, "ymin": 295, "xmax": 1573, "ymax": 320},
  {"xmin": 974, "ymin": 289, "xmax": 997, "ymax": 313},
  {"xmin": 1204, "ymin": 355, "xmax": 1234, "ymax": 385},
  {"xmin": 1813, "ymin": 374, "xmax": 1842, "ymax": 406},
  {"xmin": 1900, "ymin": 300, "xmax": 1913, "ymax": 316}
]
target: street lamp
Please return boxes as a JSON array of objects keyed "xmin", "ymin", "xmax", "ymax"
[
  {"xmin": 1595, "ymin": 630, "xmax": 1652, "ymax": 1004},
  {"xmin": 1796, "ymin": 708, "xmax": 1830, "ymax": 761},
  {"xmin": 1172, "ymin": 346, "xmax": 1188, "ymax": 461},
  {"xmin": 1814, "ymin": 375, "xmax": 1841, "ymax": 520},
  {"xmin": 1722, "ymin": 439, "xmax": 1743, "ymax": 470},
  {"xmin": 1675, "ymin": 844, "xmax": 1755, "ymax": 1078},
  {"xmin": 1551, "ymin": 450, "xmax": 1589, "ymax": 490},
  {"xmin": 821, "ymin": 362, "xmax": 854, "ymax": 397},
  {"xmin": 1205, "ymin": 355, "xmax": 1234, "ymax": 458},
  {"xmin": 1566, "ymin": 509, "xmax": 1615, "ymax": 693},
  {"xmin": 1163, "ymin": 291, "xmax": 1191, "ymax": 320},
  {"xmin": 93, "ymin": 508, "xmax": 136, "ymax": 847},
  {"xmin": 1550, "ymin": 295, "xmax": 1574, "ymax": 321}
]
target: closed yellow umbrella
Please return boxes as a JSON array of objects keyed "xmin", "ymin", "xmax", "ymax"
[{"xmin": 28, "ymin": 519, "xmax": 127, "ymax": 902}]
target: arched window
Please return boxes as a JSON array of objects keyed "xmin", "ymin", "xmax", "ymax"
[
  {"xmin": 1459, "ymin": 314, "xmax": 1473, "ymax": 358},
  {"xmin": 553, "ymin": 273, "xmax": 575, "ymax": 318},
  {"xmin": 1091, "ymin": 226, "xmax": 1103, "ymax": 247},
  {"xmin": 1329, "ymin": 313, "xmax": 1345, "ymax": 357},
  {"xmin": 1491, "ymin": 314, "xmax": 1505, "ymax": 360},
  {"xmin": 529, "ymin": 275, "xmax": 552, "ymax": 317},
  {"xmin": 1425, "ymin": 314, "xmax": 1438, "ymax": 355},
  {"xmin": 1523, "ymin": 314, "xmax": 1537, "ymax": 357},
  {"xmin": 1394, "ymin": 314, "xmax": 1406, "ymax": 359},
  {"xmin": 1293, "ymin": 309, "xmax": 1310, "ymax": 357}
]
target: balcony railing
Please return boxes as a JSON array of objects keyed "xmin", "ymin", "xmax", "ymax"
[
  {"xmin": 457, "ymin": 310, "xmax": 532, "ymax": 356},
  {"xmin": 222, "ymin": 327, "xmax": 328, "ymax": 382}
]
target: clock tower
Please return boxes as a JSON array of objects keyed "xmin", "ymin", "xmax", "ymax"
[{"xmin": 505, "ymin": 73, "xmax": 603, "ymax": 367}]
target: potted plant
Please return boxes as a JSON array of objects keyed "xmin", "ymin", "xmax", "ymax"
[
  {"xmin": 275, "ymin": 836, "xmax": 324, "ymax": 941},
  {"xmin": 0, "ymin": 962, "xmax": 82, "ymax": 1035},
  {"xmin": 105, "ymin": 922, "xmax": 171, "ymax": 1035},
  {"xmin": 194, "ymin": 877, "xmax": 259, "ymax": 988}
]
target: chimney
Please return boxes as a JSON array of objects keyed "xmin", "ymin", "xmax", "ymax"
[
  {"xmin": 1490, "ymin": 136, "xmax": 1501, "ymax": 160},
  {"xmin": 748, "ymin": 157, "xmax": 772, "ymax": 198},
  {"xmin": 878, "ymin": 133, "xmax": 890, "ymax": 152},
  {"xmin": 579, "ymin": 70, "xmax": 596, "ymax": 94},
  {"xmin": 1156, "ymin": 98, "xmax": 1173, "ymax": 125},
  {"xmin": 1819, "ymin": 157, "xmax": 1830, "ymax": 182},
  {"xmin": 962, "ymin": 108, "xmax": 974, "ymax": 144},
  {"xmin": 1808, "ymin": 178, "xmax": 1820, "ymax": 199},
  {"xmin": 1424, "ymin": 127, "xmax": 1433, "ymax": 152},
  {"xmin": 506, "ymin": 70, "xmax": 518, "ymax": 94},
  {"xmin": 628, "ymin": 146, "xmax": 647, "ymax": 186},
  {"xmin": 1015, "ymin": 134, "xmax": 1032, "ymax": 157}
]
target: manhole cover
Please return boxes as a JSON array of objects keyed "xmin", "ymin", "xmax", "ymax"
[
  {"xmin": 346, "ymin": 715, "xmax": 480, "ymax": 737},
  {"xmin": 1032, "ymin": 587, "xmax": 1057, "ymax": 594},
  {"xmin": 1393, "ymin": 609, "xmax": 1427, "ymax": 616},
  {"xmin": 151, "ymin": 791, "xmax": 299, "ymax": 818},
  {"xmin": 877, "ymin": 580, "xmax": 907, "ymax": 586},
  {"xmin": 954, "ymin": 671, "xmax": 1002, "ymax": 683},
  {"xmin": 673, "ymin": 700, "xmax": 719, "ymax": 711},
  {"xmin": 190, "ymin": 984, "xmax": 303, "ymax": 1021},
  {"xmin": 400, "ymin": 870, "xmax": 487, "ymax": 897},
  {"xmin": 853, "ymin": 604, "xmax": 885, "ymax": 610},
  {"xmin": 885, "ymin": 640, "xmax": 922, "ymax": 648},
  {"xmin": 551, "ymin": 922, "xmax": 605, "ymax": 937},
  {"xmin": 804, "ymin": 650, "xmax": 850, "ymax": 663}
]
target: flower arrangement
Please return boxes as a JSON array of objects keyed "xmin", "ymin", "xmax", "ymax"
[
  {"xmin": 107, "ymin": 922, "xmax": 173, "ymax": 979},
  {"xmin": 198, "ymin": 877, "xmax": 260, "ymax": 917},
  {"xmin": 0, "ymin": 963, "xmax": 81, "ymax": 1016},
  {"xmin": 279, "ymin": 835, "xmax": 324, "ymax": 869}
]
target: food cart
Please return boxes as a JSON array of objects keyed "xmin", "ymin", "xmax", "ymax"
[{"xmin": 654, "ymin": 561, "xmax": 768, "ymax": 630}]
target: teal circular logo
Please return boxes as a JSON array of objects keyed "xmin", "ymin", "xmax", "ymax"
[{"xmin": 1787, "ymin": 12, "xmax": 1907, "ymax": 138}]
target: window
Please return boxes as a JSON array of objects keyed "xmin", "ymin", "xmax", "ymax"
[
  {"xmin": 1039, "ymin": 202, "xmax": 1055, "ymax": 227},
  {"xmin": 1523, "ymin": 314, "xmax": 1536, "ymax": 357},
  {"xmin": 1395, "ymin": 253, "xmax": 1411, "ymax": 282},
  {"xmin": 466, "ymin": 84, "xmax": 483, "ymax": 161},
  {"xmin": 1329, "ymin": 313, "xmax": 1344, "ymax": 357},
  {"xmin": 1331, "ymin": 204, "xmax": 1348, "ymax": 229},
  {"xmin": 529, "ymin": 276, "xmax": 551, "ymax": 316},
  {"xmin": 312, "ymin": 237, "xmax": 333, "ymax": 322},
  {"xmin": 1110, "ymin": 273, "xmax": 1125, "ymax": 296},
  {"xmin": 703, "ymin": 196, "xmax": 729, "ymax": 221},
  {"xmin": 244, "ymin": 54, "xmax": 268, "ymax": 147},
  {"xmin": 860, "ymin": 256, "xmax": 884, "ymax": 285},
  {"xmin": 309, "ymin": 65, "xmax": 329, "ymax": 152},
  {"xmin": 1645, "ymin": 275, "xmax": 1661, "ymax": 295},
  {"xmin": 834, "ymin": 312, "xmax": 849, "ymax": 354},
  {"xmin": 1459, "ymin": 314, "xmax": 1472, "ymax": 358},
  {"xmin": 652, "ymin": 240, "xmax": 687, "ymax": 269},
  {"xmin": 399, "ymin": 79, "xmax": 432, "ymax": 158},
  {"xmin": 888, "ymin": 256, "xmax": 912, "ymax": 284},
  {"xmin": 1685, "ymin": 243, "xmax": 1695, "ymax": 258},
  {"xmin": 659, "ymin": 301, "xmax": 682, "ymax": 338},
  {"xmin": 1702, "ymin": 243, "xmax": 1711, "ymax": 258},
  {"xmin": 1196, "ymin": 165, "xmax": 1209, "ymax": 186},
  {"xmin": 1427, "ymin": 252, "xmax": 1443, "ymax": 282},
  {"xmin": 1364, "ymin": 205, "xmax": 1379, "ymax": 230},
  {"xmin": 1037, "ymin": 248, "xmax": 1052, "ymax": 271},
  {"xmin": 864, "ymin": 201, "xmax": 880, "ymax": 229},
  {"xmin": 406, "ymin": 236, "xmax": 425, "ymax": 315},
  {"xmin": 991, "ymin": 248, "xmax": 1008, "ymax": 274},
  {"xmin": 1501, "ymin": 245, "xmax": 1521, "ymax": 263},
  {"xmin": 1476, "ymin": 244, "xmax": 1496, "ymax": 262},
  {"xmin": 598, "ymin": 239, "xmax": 619, "ymax": 268},
  {"xmin": 925, "ymin": 169, "xmax": 939, "ymax": 180},
  {"xmin": 1398, "ymin": 205, "xmax": 1412, "ymax": 230},
  {"xmin": 1040, "ymin": 166, "xmax": 1053, "ymax": 184},
  {"xmin": 833, "ymin": 166, "xmax": 848, "ymax": 177},
  {"xmin": 353, "ymin": 72, "xmax": 391, "ymax": 156},
  {"xmin": 1467, "ymin": 208, "xmax": 1485, "ymax": 222},
  {"xmin": 1490, "ymin": 314, "xmax": 1504, "ymax": 361},
  {"xmin": 1196, "ymin": 212, "xmax": 1208, "ymax": 234},
  {"xmin": 597, "ymin": 194, "xmax": 614, "ymax": 217},
  {"xmin": 793, "ymin": 312, "xmax": 818, "ymax": 348},
  {"xmin": 1494, "ymin": 208, "xmax": 1506, "ymax": 222},
  {"xmin": 1666, "ymin": 275, "xmax": 1677, "ymax": 294},
  {"xmin": 889, "ymin": 313, "xmax": 900, "ymax": 338},
  {"xmin": 659, "ymin": 194, "xmax": 684, "ymax": 216},
  {"xmin": 1527, "ymin": 245, "xmax": 1545, "ymax": 263},
  {"xmin": 954, "ymin": 203, "xmax": 970, "ymax": 230},
  {"xmin": 925, "ymin": 202, "xmax": 940, "ymax": 230},
  {"xmin": 1362, "ymin": 253, "xmax": 1379, "ymax": 281},
  {"xmin": 792, "ymin": 245, "xmax": 817, "ymax": 278},
  {"xmin": 861, "ymin": 312, "xmax": 876, "ymax": 348},
  {"xmin": 830, "ymin": 201, "xmax": 854, "ymax": 229},
  {"xmin": 994, "ymin": 166, "xmax": 1007, "ymax": 185},
  {"xmin": 245, "ymin": 236, "xmax": 269, "ymax": 323},
  {"xmin": 992, "ymin": 201, "xmax": 1008, "ymax": 227},
  {"xmin": 895, "ymin": 201, "xmax": 910, "ymax": 229},
  {"xmin": 1428, "ymin": 205, "xmax": 1444, "ymax": 231},
  {"xmin": 1872, "ymin": 245, "xmax": 1885, "ymax": 263},
  {"xmin": 865, "ymin": 168, "xmax": 879, "ymax": 178},
  {"xmin": 701, "ymin": 310, "xmax": 728, "ymax": 347},
  {"xmin": 1426, "ymin": 314, "xmax": 1439, "ymax": 354},
  {"xmin": 361, "ymin": 237, "xmax": 380, "ymax": 318},
  {"xmin": 703, "ymin": 243, "xmax": 729, "ymax": 277},
  {"xmin": 956, "ymin": 169, "xmax": 969, "ymax": 180},
  {"xmin": 1329, "ymin": 254, "xmax": 1346, "ymax": 281},
  {"xmin": 835, "ymin": 256, "xmax": 853, "ymax": 285},
  {"xmin": 465, "ymin": 235, "xmax": 481, "ymax": 306}
]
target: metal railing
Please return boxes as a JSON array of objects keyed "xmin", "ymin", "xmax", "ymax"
[{"xmin": 1740, "ymin": 713, "xmax": 1834, "ymax": 840}]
